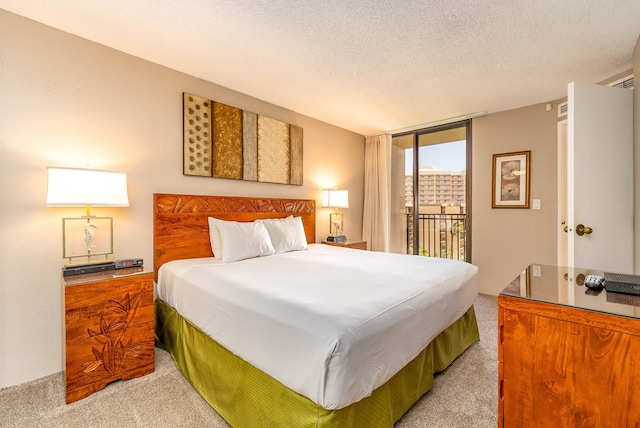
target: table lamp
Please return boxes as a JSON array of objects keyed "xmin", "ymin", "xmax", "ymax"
[
  {"xmin": 321, "ymin": 189, "xmax": 348, "ymax": 243},
  {"xmin": 46, "ymin": 167, "xmax": 129, "ymax": 265}
]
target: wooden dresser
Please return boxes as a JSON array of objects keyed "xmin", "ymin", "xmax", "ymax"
[
  {"xmin": 499, "ymin": 265, "xmax": 640, "ymax": 427},
  {"xmin": 64, "ymin": 269, "xmax": 155, "ymax": 403}
]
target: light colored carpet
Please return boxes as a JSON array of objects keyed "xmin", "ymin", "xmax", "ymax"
[{"xmin": 0, "ymin": 294, "xmax": 497, "ymax": 427}]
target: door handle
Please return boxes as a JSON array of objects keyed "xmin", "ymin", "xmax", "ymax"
[{"xmin": 576, "ymin": 224, "xmax": 593, "ymax": 236}]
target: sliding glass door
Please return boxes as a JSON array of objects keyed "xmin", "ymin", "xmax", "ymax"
[{"xmin": 389, "ymin": 121, "xmax": 472, "ymax": 261}]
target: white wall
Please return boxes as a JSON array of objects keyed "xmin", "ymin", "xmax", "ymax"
[{"xmin": 0, "ymin": 10, "xmax": 365, "ymax": 387}]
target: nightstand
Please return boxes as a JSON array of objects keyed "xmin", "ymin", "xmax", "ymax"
[
  {"xmin": 321, "ymin": 240, "xmax": 368, "ymax": 250},
  {"xmin": 63, "ymin": 269, "xmax": 155, "ymax": 404}
]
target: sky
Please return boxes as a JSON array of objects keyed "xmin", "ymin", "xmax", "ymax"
[{"xmin": 405, "ymin": 140, "xmax": 466, "ymax": 173}]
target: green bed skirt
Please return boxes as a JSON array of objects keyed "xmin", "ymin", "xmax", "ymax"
[{"xmin": 155, "ymin": 299, "xmax": 480, "ymax": 427}]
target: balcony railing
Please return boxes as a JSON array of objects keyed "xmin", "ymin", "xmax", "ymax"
[{"xmin": 405, "ymin": 213, "xmax": 466, "ymax": 261}]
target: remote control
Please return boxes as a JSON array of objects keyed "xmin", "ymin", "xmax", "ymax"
[{"xmin": 585, "ymin": 275, "xmax": 606, "ymax": 289}]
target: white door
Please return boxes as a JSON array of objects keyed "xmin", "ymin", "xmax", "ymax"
[{"xmin": 564, "ymin": 82, "xmax": 634, "ymax": 273}]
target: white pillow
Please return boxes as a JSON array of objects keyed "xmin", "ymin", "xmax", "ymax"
[
  {"xmin": 207, "ymin": 217, "xmax": 223, "ymax": 260},
  {"xmin": 207, "ymin": 217, "xmax": 275, "ymax": 263},
  {"xmin": 261, "ymin": 216, "xmax": 308, "ymax": 254}
]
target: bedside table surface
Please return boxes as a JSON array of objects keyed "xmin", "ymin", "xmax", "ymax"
[
  {"xmin": 63, "ymin": 267, "xmax": 150, "ymax": 286},
  {"xmin": 321, "ymin": 240, "xmax": 368, "ymax": 250}
]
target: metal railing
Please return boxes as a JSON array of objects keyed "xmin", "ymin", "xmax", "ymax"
[{"xmin": 406, "ymin": 213, "xmax": 466, "ymax": 261}]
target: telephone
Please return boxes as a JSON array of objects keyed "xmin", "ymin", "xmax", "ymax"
[{"xmin": 585, "ymin": 275, "xmax": 606, "ymax": 289}]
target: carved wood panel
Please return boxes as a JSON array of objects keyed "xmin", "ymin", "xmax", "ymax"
[
  {"xmin": 64, "ymin": 273, "xmax": 155, "ymax": 403},
  {"xmin": 153, "ymin": 194, "xmax": 316, "ymax": 279}
]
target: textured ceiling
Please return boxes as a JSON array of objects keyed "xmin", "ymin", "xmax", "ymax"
[{"xmin": 1, "ymin": 1, "xmax": 639, "ymax": 135}]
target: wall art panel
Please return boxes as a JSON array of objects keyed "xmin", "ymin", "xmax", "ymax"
[
  {"xmin": 290, "ymin": 125, "xmax": 304, "ymax": 186},
  {"xmin": 257, "ymin": 115, "xmax": 290, "ymax": 185},
  {"xmin": 213, "ymin": 102, "xmax": 243, "ymax": 180},
  {"xmin": 183, "ymin": 92, "xmax": 303, "ymax": 185},
  {"xmin": 242, "ymin": 110, "xmax": 258, "ymax": 182},
  {"xmin": 183, "ymin": 93, "xmax": 212, "ymax": 176}
]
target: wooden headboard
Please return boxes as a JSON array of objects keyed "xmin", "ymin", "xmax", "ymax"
[{"xmin": 153, "ymin": 193, "xmax": 316, "ymax": 280}]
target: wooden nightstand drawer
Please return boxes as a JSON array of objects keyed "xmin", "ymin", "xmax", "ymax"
[
  {"xmin": 321, "ymin": 240, "xmax": 368, "ymax": 250},
  {"xmin": 64, "ymin": 271, "xmax": 155, "ymax": 403}
]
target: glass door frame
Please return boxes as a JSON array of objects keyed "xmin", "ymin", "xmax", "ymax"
[{"xmin": 393, "ymin": 119, "xmax": 472, "ymax": 261}]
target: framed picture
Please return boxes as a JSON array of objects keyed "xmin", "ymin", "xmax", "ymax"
[{"xmin": 492, "ymin": 151, "xmax": 530, "ymax": 208}]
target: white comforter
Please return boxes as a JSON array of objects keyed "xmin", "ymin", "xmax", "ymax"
[{"xmin": 157, "ymin": 244, "xmax": 478, "ymax": 410}]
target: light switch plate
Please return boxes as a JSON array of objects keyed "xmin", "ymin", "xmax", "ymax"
[{"xmin": 532, "ymin": 265, "xmax": 541, "ymax": 277}]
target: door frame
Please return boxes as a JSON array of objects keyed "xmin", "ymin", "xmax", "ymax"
[
  {"xmin": 557, "ymin": 118, "xmax": 567, "ymax": 267},
  {"xmin": 394, "ymin": 119, "xmax": 472, "ymax": 261},
  {"xmin": 559, "ymin": 82, "xmax": 634, "ymax": 272}
]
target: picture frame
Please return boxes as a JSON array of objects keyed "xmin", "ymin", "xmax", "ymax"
[{"xmin": 492, "ymin": 151, "xmax": 530, "ymax": 208}]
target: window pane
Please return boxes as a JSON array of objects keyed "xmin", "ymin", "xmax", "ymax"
[{"xmin": 391, "ymin": 126, "xmax": 468, "ymax": 261}]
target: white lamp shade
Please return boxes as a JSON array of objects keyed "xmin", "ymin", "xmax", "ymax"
[
  {"xmin": 45, "ymin": 167, "xmax": 129, "ymax": 207},
  {"xmin": 321, "ymin": 189, "xmax": 349, "ymax": 208}
]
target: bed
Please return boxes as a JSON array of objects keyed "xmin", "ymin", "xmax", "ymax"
[{"xmin": 153, "ymin": 193, "xmax": 480, "ymax": 427}]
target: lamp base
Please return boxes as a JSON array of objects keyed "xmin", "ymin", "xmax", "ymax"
[{"xmin": 326, "ymin": 235, "xmax": 347, "ymax": 243}]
